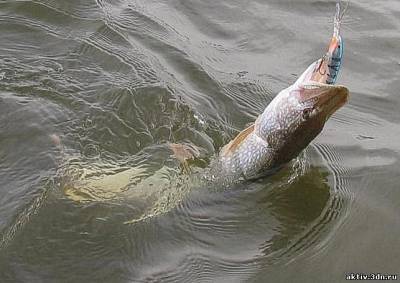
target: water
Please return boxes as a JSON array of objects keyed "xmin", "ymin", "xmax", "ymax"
[{"xmin": 1, "ymin": 0, "xmax": 399, "ymax": 282}]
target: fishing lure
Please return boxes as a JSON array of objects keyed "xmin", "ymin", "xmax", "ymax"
[{"xmin": 311, "ymin": 0, "xmax": 348, "ymax": 84}]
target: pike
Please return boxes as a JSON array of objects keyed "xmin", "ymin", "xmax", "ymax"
[
  {"xmin": 175, "ymin": 1, "xmax": 349, "ymax": 181},
  {"xmin": 55, "ymin": 2, "xmax": 350, "ymax": 222}
]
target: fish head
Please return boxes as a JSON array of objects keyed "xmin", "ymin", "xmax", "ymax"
[
  {"xmin": 293, "ymin": 81, "xmax": 348, "ymax": 127},
  {"xmin": 256, "ymin": 81, "xmax": 348, "ymax": 165}
]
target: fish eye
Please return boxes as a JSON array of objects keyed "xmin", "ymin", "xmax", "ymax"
[{"xmin": 302, "ymin": 108, "xmax": 313, "ymax": 120}]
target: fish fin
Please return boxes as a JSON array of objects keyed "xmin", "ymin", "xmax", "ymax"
[
  {"xmin": 221, "ymin": 124, "xmax": 255, "ymax": 156},
  {"xmin": 169, "ymin": 143, "xmax": 200, "ymax": 173}
]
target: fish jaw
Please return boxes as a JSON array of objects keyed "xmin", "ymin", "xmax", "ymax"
[{"xmin": 297, "ymin": 82, "xmax": 349, "ymax": 120}]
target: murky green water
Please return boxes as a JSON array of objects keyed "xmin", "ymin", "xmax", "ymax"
[{"xmin": 1, "ymin": 0, "xmax": 399, "ymax": 282}]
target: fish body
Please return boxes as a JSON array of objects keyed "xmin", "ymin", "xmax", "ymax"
[
  {"xmin": 212, "ymin": 2, "xmax": 349, "ymax": 180},
  {"xmin": 215, "ymin": 80, "xmax": 348, "ymax": 181}
]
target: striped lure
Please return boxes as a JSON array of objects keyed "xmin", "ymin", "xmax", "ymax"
[{"xmin": 310, "ymin": 1, "xmax": 348, "ymax": 84}]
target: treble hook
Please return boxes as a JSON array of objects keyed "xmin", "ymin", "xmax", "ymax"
[{"xmin": 316, "ymin": 56, "xmax": 327, "ymax": 76}]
